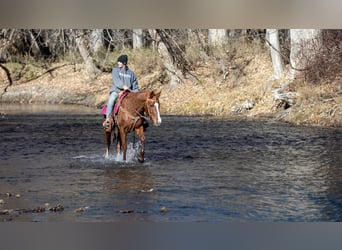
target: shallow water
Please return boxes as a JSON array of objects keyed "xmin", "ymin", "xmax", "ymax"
[{"xmin": 0, "ymin": 104, "xmax": 341, "ymax": 222}]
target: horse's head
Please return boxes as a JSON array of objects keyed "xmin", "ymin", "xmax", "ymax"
[{"xmin": 145, "ymin": 90, "xmax": 162, "ymax": 126}]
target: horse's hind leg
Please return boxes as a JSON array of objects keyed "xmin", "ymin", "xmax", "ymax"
[
  {"xmin": 135, "ymin": 127, "xmax": 145, "ymax": 163},
  {"xmin": 105, "ymin": 131, "xmax": 111, "ymax": 158},
  {"xmin": 119, "ymin": 128, "xmax": 128, "ymax": 161}
]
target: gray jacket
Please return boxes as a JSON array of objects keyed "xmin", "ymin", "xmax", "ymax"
[{"xmin": 110, "ymin": 66, "xmax": 139, "ymax": 93}]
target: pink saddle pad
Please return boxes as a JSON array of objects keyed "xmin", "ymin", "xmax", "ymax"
[{"xmin": 101, "ymin": 105, "xmax": 107, "ymax": 115}]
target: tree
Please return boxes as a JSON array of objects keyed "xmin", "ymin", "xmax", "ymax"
[
  {"xmin": 153, "ymin": 29, "xmax": 197, "ymax": 87},
  {"xmin": 73, "ymin": 29, "xmax": 101, "ymax": 81},
  {"xmin": 89, "ymin": 29, "xmax": 105, "ymax": 56},
  {"xmin": 153, "ymin": 29, "xmax": 185, "ymax": 87},
  {"xmin": 147, "ymin": 29, "xmax": 157, "ymax": 51},
  {"xmin": 208, "ymin": 29, "xmax": 227, "ymax": 47},
  {"xmin": 133, "ymin": 29, "xmax": 143, "ymax": 49},
  {"xmin": 187, "ymin": 29, "xmax": 209, "ymax": 60},
  {"xmin": 288, "ymin": 29, "xmax": 321, "ymax": 80},
  {"xmin": 266, "ymin": 29, "xmax": 284, "ymax": 79}
]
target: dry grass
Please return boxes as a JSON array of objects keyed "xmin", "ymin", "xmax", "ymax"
[
  {"xmin": 160, "ymin": 49, "xmax": 274, "ymax": 116},
  {"xmin": 282, "ymin": 81, "xmax": 342, "ymax": 126}
]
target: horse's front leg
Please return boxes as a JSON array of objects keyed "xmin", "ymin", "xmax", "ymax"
[
  {"xmin": 103, "ymin": 117, "xmax": 111, "ymax": 159},
  {"xmin": 115, "ymin": 127, "xmax": 121, "ymax": 158},
  {"xmin": 135, "ymin": 126, "xmax": 145, "ymax": 163}
]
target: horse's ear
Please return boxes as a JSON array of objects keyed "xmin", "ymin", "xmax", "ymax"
[{"xmin": 152, "ymin": 90, "xmax": 161, "ymax": 98}]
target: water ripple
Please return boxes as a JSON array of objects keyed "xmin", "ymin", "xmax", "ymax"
[{"xmin": 0, "ymin": 106, "xmax": 341, "ymax": 222}]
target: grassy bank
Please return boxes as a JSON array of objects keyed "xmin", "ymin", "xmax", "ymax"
[{"xmin": 0, "ymin": 49, "xmax": 341, "ymax": 127}]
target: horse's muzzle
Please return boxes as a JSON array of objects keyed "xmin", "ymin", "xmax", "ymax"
[{"xmin": 153, "ymin": 119, "xmax": 162, "ymax": 126}]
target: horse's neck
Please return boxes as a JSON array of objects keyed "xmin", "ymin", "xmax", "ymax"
[{"xmin": 124, "ymin": 91, "xmax": 149, "ymax": 111}]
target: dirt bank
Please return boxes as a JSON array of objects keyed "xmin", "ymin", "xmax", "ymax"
[{"xmin": 0, "ymin": 54, "xmax": 341, "ymax": 127}]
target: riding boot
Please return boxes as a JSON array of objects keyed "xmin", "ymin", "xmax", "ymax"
[
  {"xmin": 103, "ymin": 116, "xmax": 114, "ymax": 131},
  {"xmin": 103, "ymin": 118, "xmax": 110, "ymax": 128}
]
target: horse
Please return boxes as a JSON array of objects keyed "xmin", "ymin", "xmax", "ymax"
[{"xmin": 102, "ymin": 89, "xmax": 162, "ymax": 163}]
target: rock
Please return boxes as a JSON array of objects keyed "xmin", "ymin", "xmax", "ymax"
[
  {"xmin": 49, "ymin": 204, "xmax": 64, "ymax": 212},
  {"xmin": 0, "ymin": 209, "xmax": 10, "ymax": 215},
  {"xmin": 140, "ymin": 188, "xmax": 154, "ymax": 193},
  {"xmin": 31, "ymin": 207, "xmax": 46, "ymax": 213},
  {"xmin": 243, "ymin": 100, "xmax": 254, "ymax": 110},
  {"xmin": 119, "ymin": 210, "xmax": 134, "ymax": 214},
  {"xmin": 75, "ymin": 207, "xmax": 84, "ymax": 213},
  {"xmin": 74, "ymin": 206, "xmax": 89, "ymax": 213},
  {"xmin": 273, "ymin": 82, "xmax": 299, "ymax": 109},
  {"xmin": 232, "ymin": 100, "xmax": 254, "ymax": 113}
]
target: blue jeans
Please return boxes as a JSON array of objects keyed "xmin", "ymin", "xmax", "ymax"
[{"xmin": 106, "ymin": 91, "xmax": 118, "ymax": 119}]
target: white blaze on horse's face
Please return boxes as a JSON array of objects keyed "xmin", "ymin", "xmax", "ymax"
[{"xmin": 154, "ymin": 102, "xmax": 162, "ymax": 126}]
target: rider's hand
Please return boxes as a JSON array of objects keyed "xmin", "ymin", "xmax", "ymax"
[{"xmin": 123, "ymin": 85, "xmax": 128, "ymax": 90}]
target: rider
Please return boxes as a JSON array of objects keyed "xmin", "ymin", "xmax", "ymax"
[{"xmin": 103, "ymin": 54, "xmax": 139, "ymax": 128}]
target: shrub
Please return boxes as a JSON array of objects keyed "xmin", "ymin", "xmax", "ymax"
[{"xmin": 302, "ymin": 30, "xmax": 342, "ymax": 84}]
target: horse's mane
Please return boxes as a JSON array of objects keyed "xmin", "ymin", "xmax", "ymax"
[
  {"xmin": 126, "ymin": 89, "xmax": 152, "ymax": 101},
  {"xmin": 120, "ymin": 90, "xmax": 148, "ymax": 112}
]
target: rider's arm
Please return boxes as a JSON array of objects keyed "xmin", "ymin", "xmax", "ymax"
[{"xmin": 130, "ymin": 72, "xmax": 139, "ymax": 92}]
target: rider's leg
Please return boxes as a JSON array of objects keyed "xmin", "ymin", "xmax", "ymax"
[{"xmin": 103, "ymin": 91, "xmax": 118, "ymax": 127}]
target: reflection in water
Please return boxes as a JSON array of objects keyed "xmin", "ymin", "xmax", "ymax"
[
  {"xmin": 103, "ymin": 167, "xmax": 156, "ymax": 221},
  {"xmin": 316, "ymin": 130, "xmax": 342, "ymax": 221},
  {"xmin": 0, "ymin": 104, "xmax": 341, "ymax": 222}
]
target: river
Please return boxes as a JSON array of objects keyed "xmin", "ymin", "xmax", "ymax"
[{"xmin": 0, "ymin": 104, "xmax": 341, "ymax": 222}]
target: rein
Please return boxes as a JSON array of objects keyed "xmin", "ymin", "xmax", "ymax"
[{"xmin": 134, "ymin": 101, "xmax": 151, "ymax": 121}]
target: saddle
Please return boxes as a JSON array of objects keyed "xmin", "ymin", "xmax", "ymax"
[
  {"xmin": 113, "ymin": 91, "xmax": 129, "ymax": 115},
  {"xmin": 101, "ymin": 90, "xmax": 130, "ymax": 116}
]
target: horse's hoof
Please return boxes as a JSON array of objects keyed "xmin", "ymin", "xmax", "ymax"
[{"xmin": 138, "ymin": 158, "xmax": 144, "ymax": 163}]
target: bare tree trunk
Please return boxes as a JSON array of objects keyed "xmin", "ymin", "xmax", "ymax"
[
  {"xmin": 147, "ymin": 29, "xmax": 157, "ymax": 51},
  {"xmin": 266, "ymin": 29, "xmax": 284, "ymax": 79},
  {"xmin": 187, "ymin": 29, "xmax": 209, "ymax": 60},
  {"xmin": 90, "ymin": 29, "xmax": 105, "ymax": 55},
  {"xmin": 288, "ymin": 29, "xmax": 321, "ymax": 80},
  {"xmin": 154, "ymin": 29, "xmax": 197, "ymax": 87},
  {"xmin": 73, "ymin": 30, "xmax": 101, "ymax": 81},
  {"xmin": 133, "ymin": 29, "xmax": 143, "ymax": 49},
  {"xmin": 156, "ymin": 33, "xmax": 184, "ymax": 87},
  {"xmin": 208, "ymin": 29, "xmax": 227, "ymax": 47},
  {"xmin": 228, "ymin": 29, "xmax": 236, "ymax": 38},
  {"xmin": 28, "ymin": 29, "xmax": 41, "ymax": 56}
]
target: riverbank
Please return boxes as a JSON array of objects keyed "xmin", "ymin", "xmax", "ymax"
[{"xmin": 0, "ymin": 52, "xmax": 341, "ymax": 127}]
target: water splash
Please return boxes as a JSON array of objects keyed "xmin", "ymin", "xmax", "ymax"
[
  {"xmin": 72, "ymin": 142, "xmax": 142, "ymax": 164},
  {"xmin": 72, "ymin": 154, "xmax": 106, "ymax": 162},
  {"xmin": 114, "ymin": 141, "xmax": 142, "ymax": 163}
]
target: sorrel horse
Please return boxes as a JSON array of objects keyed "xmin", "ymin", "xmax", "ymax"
[{"xmin": 102, "ymin": 89, "xmax": 162, "ymax": 163}]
